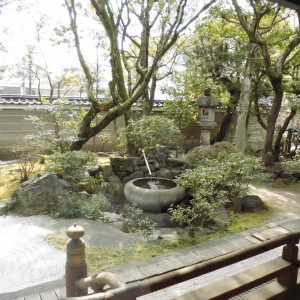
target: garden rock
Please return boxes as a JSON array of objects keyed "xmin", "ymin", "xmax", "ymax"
[
  {"xmin": 155, "ymin": 144, "xmax": 169, "ymax": 162},
  {"xmin": 156, "ymin": 169, "xmax": 172, "ymax": 179},
  {"xmin": 167, "ymin": 157, "xmax": 185, "ymax": 167},
  {"xmin": 10, "ymin": 172, "xmax": 71, "ymax": 216},
  {"xmin": 88, "ymin": 165, "xmax": 100, "ymax": 176},
  {"xmin": 143, "ymin": 212, "xmax": 178, "ymax": 227},
  {"xmin": 170, "ymin": 169, "xmax": 182, "ymax": 179},
  {"xmin": 98, "ymin": 164, "xmax": 114, "ymax": 179},
  {"xmin": 78, "ymin": 181, "xmax": 95, "ymax": 194},
  {"xmin": 272, "ymin": 165, "xmax": 284, "ymax": 177},
  {"xmin": 280, "ymin": 171, "xmax": 296, "ymax": 181},
  {"xmin": 122, "ymin": 171, "xmax": 144, "ymax": 185},
  {"xmin": 106, "ymin": 175, "xmax": 126, "ymax": 204},
  {"xmin": 110, "ymin": 156, "xmax": 134, "ymax": 173},
  {"xmin": 212, "ymin": 206, "xmax": 231, "ymax": 227},
  {"xmin": 240, "ymin": 195, "xmax": 265, "ymax": 213},
  {"xmin": 77, "ymin": 191, "xmax": 90, "ymax": 201},
  {"xmin": 292, "ymin": 171, "xmax": 300, "ymax": 180}
]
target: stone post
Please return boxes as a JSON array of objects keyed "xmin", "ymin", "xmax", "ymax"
[{"xmin": 66, "ymin": 224, "xmax": 88, "ymax": 297}]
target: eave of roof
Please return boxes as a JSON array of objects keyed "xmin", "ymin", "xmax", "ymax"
[{"xmin": 269, "ymin": 0, "xmax": 300, "ymax": 10}]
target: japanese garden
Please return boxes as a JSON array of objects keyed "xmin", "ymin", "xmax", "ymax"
[{"xmin": 0, "ymin": 0, "xmax": 300, "ymax": 299}]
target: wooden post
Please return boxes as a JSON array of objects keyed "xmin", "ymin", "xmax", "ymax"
[
  {"xmin": 278, "ymin": 242, "xmax": 299, "ymax": 287},
  {"xmin": 65, "ymin": 224, "xmax": 88, "ymax": 297}
]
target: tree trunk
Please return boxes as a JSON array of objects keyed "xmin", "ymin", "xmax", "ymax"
[
  {"xmin": 263, "ymin": 79, "xmax": 284, "ymax": 166},
  {"xmin": 235, "ymin": 43, "xmax": 258, "ymax": 153},
  {"xmin": 273, "ymin": 107, "xmax": 297, "ymax": 161},
  {"xmin": 214, "ymin": 90, "xmax": 240, "ymax": 143}
]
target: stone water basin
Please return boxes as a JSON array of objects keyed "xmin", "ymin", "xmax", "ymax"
[{"xmin": 124, "ymin": 177, "xmax": 185, "ymax": 212}]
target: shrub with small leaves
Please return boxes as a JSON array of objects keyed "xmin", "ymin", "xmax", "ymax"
[
  {"xmin": 51, "ymin": 190, "xmax": 110, "ymax": 222},
  {"xmin": 118, "ymin": 115, "xmax": 182, "ymax": 155},
  {"xmin": 122, "ymin": 204, "xmax": 157, "ymax": 241},
  {"xmin": 185, "ymin": 141, "xmax": 238, "ymax": 169},
  {"xmin": 169, "ymin": 151, "xmax": 266, "ymax": 234},
  {"xmin": 45, "ymin": 150, "xmax": 98, "ymax": 184}
]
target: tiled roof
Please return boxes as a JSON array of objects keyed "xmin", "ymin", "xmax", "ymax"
[
  {"xmin": 0, "ymin": 95, "xmax": 91, "ymax": 106},
  {"xmin": 0, "ymin": 95, "xmax": 166, "ymax": 107}
]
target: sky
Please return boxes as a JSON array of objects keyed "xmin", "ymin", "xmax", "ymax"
[{"xmin": 0, "ymin": 0, "xmax": 101, "ymax": 86}]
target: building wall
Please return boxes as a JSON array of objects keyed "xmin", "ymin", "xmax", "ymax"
[
  {"xmin": 0, "ymin": 104, "xmax": 124, "ymax": 160},
  {"xmin": 0, "ymin": 103, "xmax": 266, "ymax": 160}
]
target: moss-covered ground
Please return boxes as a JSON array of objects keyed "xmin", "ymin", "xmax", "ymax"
[{"xmin": 47, "ymin": 202, "xmax": 276, "ymax": 274}]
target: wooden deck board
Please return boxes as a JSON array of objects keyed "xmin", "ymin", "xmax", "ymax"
[{"xmin": 173, "ymin": 257, "xmax": 292, "ymax": 300}]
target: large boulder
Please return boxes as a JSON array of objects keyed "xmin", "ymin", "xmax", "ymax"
[
  {"xmin": 10, "ymin": 172, "xmax": 71, "ymax": 216},
  {"xmin": 240, "ymin": 195, "xmax": 265, "ymax": 213}
]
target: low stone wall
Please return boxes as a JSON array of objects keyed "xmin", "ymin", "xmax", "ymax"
[{"xmin": 93, "ymin": 146, "xmax": 186, "ymax": 204}]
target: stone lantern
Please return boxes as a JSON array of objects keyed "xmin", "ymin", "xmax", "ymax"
[{"xmin": 197, "ymin": 89, "xmax": 219, "ymax": 146}]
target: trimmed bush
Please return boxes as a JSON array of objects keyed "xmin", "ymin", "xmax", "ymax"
[
  {"xmin": 118, "ymin": 115, "xmax": 182, "ymax": 155},
  {"xmin": 185, "ymin": 142, "xmax": 238, "ymax": 169}
]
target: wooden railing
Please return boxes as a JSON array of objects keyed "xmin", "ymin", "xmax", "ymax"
[{"xmin": 62, "ymin": 225, "xmax": 300, "ymax": 300}]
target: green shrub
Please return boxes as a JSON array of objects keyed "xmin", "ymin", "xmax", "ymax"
[
  {"xmin": 118, "ymin": 115, "xmax": 182, "ymax": 155},
  {"xmin": 169, "ymin": 151, "xmax": 266, "ymax": 233},
  {"xmin": 122, "ymin": 204, "xmax": 157, "ymax": 241},
  {"xmin": 185, "ymin": 141, "xmax": 238, "ymax": 169},
  {"xmin": 163, "ymin": 99, "xmax": 198, "ymax": 129},
  {"xmin": 51, "ymin": 191, "xmax": 110, "ymax": 222},
  {"xmin": 45, "ymin": 150, "xmax": 98, "ymax": 184},
  {"xmin": 52, "ymin": 191, "xmax": 84, "ymax": 218},
  {"xmin": 83, "ymin": 194, "xmax": 112, "ymax": 222},
  {"xmin": 12, "ymin": 142, "xmax": 41, "ymax": 182}
]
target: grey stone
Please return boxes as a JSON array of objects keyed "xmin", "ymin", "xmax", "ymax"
[
  {"xmin": 88, "ymin": 165, "xmax": 100, "ymax": 176},
  {"xmin": 292, "ymin": 171, "xmax": 300, "ymax": 179},
  {"xmin": 104, "ymin": 212, "xmax": 125, "ymax": 223},
  {"xmin": 110, "ymin": 156, "xmax": 134, "ymax": 173},
  {"xmin": 106, "ymin": 175, "xmax": 126, "ymax": 204},
  {"xmin": 115, "ymin": 171, "xmax": 127, "ymax": 179},
  {"xmin": 170, "ymin": 170, "xmax": 183, "ymax": 179},
  {"xmin": 77, "ymin": 191, "xmax": 90, "ymax": 201},
  {"xmin": 122, "ymin": 171, "xmax": 144, "ymax": 185},
  {"xmin": 140, "ymin": 166, "xmax": 149, "ymax": 173},
  {"xmin": 96, "ymin": 151, "xmax": 110, "ymax": 157},
  {"xmin": 129, "ymin": 157, "xmax": 142, "ymax": 167},
  {"xmin": 134, "ymin": 165, "xmax": 141, "ymax": 171},
  {"xmin": 156, "ymin": 169, "xmax": 172, "ymax": 179},
  {"xmin": 98, "ymin": 163, "xmax": 114, "ymax": 179},
  {"xmin": 149, "ymin": 163, "xmax": 156, "ymax": 172},
  {"xmin": 155, "ymin": 144, "xmax": 169, "ymax": 162},
  {"xmin": 273, "ymin": 165, "xmax": 284, "ymax": 176},
  {"xmin": 10, "ymin": 172, "xmax": 71, "ymax": 216},
  {"xmin": 280, "ymin": 171, "xmax": 296, "ymax": 181},
  {"xmin": 241, "ymin": 195, "xmax": 265, "ymax": 213},
  {"xmin": 153, "ymin": 159, "xmax": 160, "ymax": 169},
  {"xmin": 143, "ymin": 212, "xmax": 179, "ymax": 227},
  {"xmin": 167, "ymin": 157, "xmax": 185, "ymax": 167},
  {"xmin": 213, "ymin": 206, "xmax": 231, "ymax": 226}
]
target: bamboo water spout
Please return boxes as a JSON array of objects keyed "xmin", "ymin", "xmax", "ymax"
[{"xmin": 142, "ymin": 149, "xmax": 152, "ymax": 176}]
